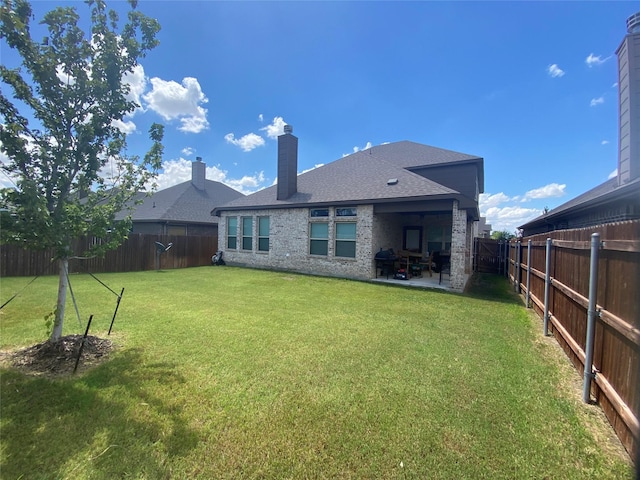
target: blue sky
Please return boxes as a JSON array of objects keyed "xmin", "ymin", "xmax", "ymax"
[{"xmin": 1, "ymin": 1, "xmax": 635, "ymax": 233}]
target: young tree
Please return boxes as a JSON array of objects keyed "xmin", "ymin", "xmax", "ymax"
[
  {"xmin": 490, "ymin": 230, "xmax": 516, "ymax": 242},
  {"xmin": 0, "ymin": 0, "xmax": 164, "ymax": 342}
]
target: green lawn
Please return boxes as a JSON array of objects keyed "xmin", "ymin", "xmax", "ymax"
[{"xmin": 0, "ymin": 267, "xmax": 633, "ymax": 479}]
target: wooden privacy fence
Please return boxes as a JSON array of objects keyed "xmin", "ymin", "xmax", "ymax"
[
  {"xmin": 473, "ymin": 237, "xmax": 509, "ymax": 274},
  {"xmin": 508, "ymin": 220, "xmax": 639, "ymax": 457},
  {"xmin": 0, "ymin": 234, "xmax": 218, "ymax": 277}
]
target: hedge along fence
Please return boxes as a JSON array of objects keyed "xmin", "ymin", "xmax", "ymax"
[
  {"xmin": 0, "ymin": 233, "xmax": 218, "ymax": 277},
  {"xmin": 508, "ymin": 219, "xmax": 639, "ymax": 459}
]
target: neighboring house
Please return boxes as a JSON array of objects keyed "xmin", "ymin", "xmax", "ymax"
[
  {"xmin": 212, "ymin": 125, "xmax": 484, "ymax": 291},
  {"xmin": 475, "ymin": 217, "xmax": 492, "ymax": 238},
  {"xmin": 520, "ymin": 13, "xmax": 640, "ymax": 236},
  {"xmin": 117, "ymin": 158, "xmax": 244, "ymax": 236}
]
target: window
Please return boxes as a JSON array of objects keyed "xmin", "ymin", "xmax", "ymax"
[
  {"xmin": 227, "ymin": 217, "xmax": 237, "ymax": 249},
  {"xmin": 427, "ymin": 225, "xmax": 452, "ymax": 253},
  {"xmin": 336, "ymin": 207, "xmax": 357, "ymax": 217},
  {"xmin": 310, "ymin": 208, "xmax": 329, "ymax": 217},
  {"xmin": 403, "ymin": 226, "xmax": 422, "ymax": 252},
  {"xmin": 335, "ymin": 222, "xmax": 356, "ymax": 258},
  {"xmin": 258, "ymin": 216, "xmax": 270, "ymax": 252},
  {"xmin": 242, "ymin": 216, "xmax": 253, "ymax": 250},
  {"xmin": 167, "ymin": 225, "xmax": 186, "ymax": 236},
  {"xmin": 310, "ymin": 222, "xmax": 328, "ymax": 255}
]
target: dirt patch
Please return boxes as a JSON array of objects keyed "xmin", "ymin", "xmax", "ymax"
[{"xmin": 0, "ymin": 335, "xmax": 115, "ymax": 378}]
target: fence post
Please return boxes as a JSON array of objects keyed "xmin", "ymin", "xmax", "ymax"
[
  {"xmin": 526, "ymin": 239, "xmax": 532, "ymax": 308},
  {"xmin": 515, "ymin": 241, "xmax": 521, "ymax": 293},
  {"xmin": 503, "ymin": 241, "xmax": 508, "ymax": 277},
  {"xmin": 583, "ymin": 233, "xmax": 600, "ymax": 403},
  {"xmin": 543, "ymin": 238, "xmax": 552, "ymax": 336}
]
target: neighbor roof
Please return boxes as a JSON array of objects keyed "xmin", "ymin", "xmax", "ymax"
[
  {"xmin": 519, "ymin": 176, "xmax": 640, "ymax": 230},
  {"xmin": 119, "ymin": 179, "xmax": 244, "ymax": 224},
  {"xmin": 213, "ymin": 141, "xmax": 483, "ymax": 214}
]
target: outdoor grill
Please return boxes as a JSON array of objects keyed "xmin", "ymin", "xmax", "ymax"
[{"xmin": 374, "ymin": 248, "xmax": 400, "ymax": 279}]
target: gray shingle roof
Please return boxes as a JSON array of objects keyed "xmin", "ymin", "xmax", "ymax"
[
  {"xmin": 119, "ymin": 180, "xmax": 243, "ymax": 224},
  {"xmin": 519, "ymin": 176, "xmax": 640, "ymax": 229},
  {"xmin": 214, "ymin": 141, "xmax": 482, "ymax": 213}
]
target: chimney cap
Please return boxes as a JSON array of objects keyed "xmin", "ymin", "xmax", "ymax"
[{"xmin": 283, "ymin": 124, "xmax": 293, "ymax": 135}]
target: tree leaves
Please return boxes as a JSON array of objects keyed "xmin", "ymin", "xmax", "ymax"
[{"xmin": 1, "ymin": 0, "xmax": 164, "ymax": 340}]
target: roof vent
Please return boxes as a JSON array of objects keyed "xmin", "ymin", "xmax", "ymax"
[
  {"xmin": 387, "ymin": 178, "xmax": 398, "ymax": 185},
  {"xmin": 283, "ymin": 124, "xmax": 293, "ymax": 135}
]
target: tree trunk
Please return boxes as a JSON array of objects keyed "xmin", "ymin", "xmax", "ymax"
[{"xmin": 50, "ymin": 257, "xmax": 68, "ymax": 342}]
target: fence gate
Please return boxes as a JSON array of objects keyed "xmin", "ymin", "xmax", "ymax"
[{"xmin": 473, "ymin": 237, "xmax": 505, "ymax": 274}]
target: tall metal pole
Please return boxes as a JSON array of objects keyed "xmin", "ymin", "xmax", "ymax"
[
  {"xmin": 543, "ymin": 238, "xmax": 552, "ymax": 336},
  {"xmin": 526, "ymin": 239, "xmax": 532, "ymax": 308},
  {"xmin": 583, "ymin": 233, "xmax": 600, "ymax": 403},
  {"xmin": 515, "ymin": 241, "xmax": 521, "ymax": 293}
]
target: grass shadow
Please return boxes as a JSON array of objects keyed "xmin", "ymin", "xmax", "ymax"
[
  {"xmin": 1, "ymin": 348, "xmax": 199, "ymax": 478},
  {"xmin": 464, "ymin": 272, "xmax": 523, "ymax": 305}
]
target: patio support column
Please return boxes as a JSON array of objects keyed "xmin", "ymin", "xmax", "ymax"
[{"xmin": 450, "ymin": 200, "xmax": 467, "ymax": 291}]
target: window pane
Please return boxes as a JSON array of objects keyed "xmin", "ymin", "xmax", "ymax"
[
  {"xmin": 310, "ymin": 222, "xmax": 328, "ymax": 239},
  {"xmin": 310, "ymin": 239, "xmax": 328, "ymax": 255},
  {"xmin": 242, "ymin": 237, "xmax": 252, "ymax": 250},
  {"xmin": 227, "ymin": 237, "xmax": 237, "ymax": 249},
  {"xmin": 336, "ymin": 207, "xmax": 357, "ymax": 216},
  {"xmin": 242, "ymin": 217, "xmax": 252, "ymax": 235},
  {"xmin": 258, "ymin": 238, "xmax": 269, "ymax": 251},
  {"xmin": 336, "ymin": 222, "xmax": 356, "ymax": 239},
  {"xmin": 335, "ymin": 241, "xmax": 356, "ymax": 258},
  {"xmin": 310, "ymin": 208, "xmax": 329, "ymax": 217},
  {"xmin": 258, "ymin": 216, "xmax": 269, "ymax": 236},
  {"xmin": 227, "ymin": 217, "xmax": 237, "ymax": 234}
]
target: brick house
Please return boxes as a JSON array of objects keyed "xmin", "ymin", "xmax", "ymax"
[
  {"xmin": 212, "ymin": 126, "xmax": 484, "ymax": 291},
  {"xmin": 117, "ymin": 158, "xmax": 244, "ymax": 237}
]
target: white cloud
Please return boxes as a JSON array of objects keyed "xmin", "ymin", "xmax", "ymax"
[
  {"xmin": 142, "ymin": 77, "xmax": 209, "ymax": 133},
  {"xmin": 56, "ymin": 66, "xmax": 76, "ymax": 86},
  {"xmin": 353, "ymin": 142, "xmax": 373, "ymax": 153},
  {"xmin": 480, "ymin": 186, "xmax": 566, "ymax": 232},
  {"xmin": 123, "ymin": 64, "xmax": 147, "ymax": 110},
  {"xmin": 342, "ymin": 141, "xmax": 373, "ymax": 157},
  {"xmin": 300, "ymin": 164, "xmax": 324, "ymax": 174},
  {"xmin": 258, "ymin": 114, "xmax": 264, "ymax": 122},
  {"xmin": 479, "ymin": 192, "xmax": 511, "ymax": 210},
  {"xmin": 608, "ymin": 169, "xmax": 618, "ymax": 179},
  {"xmin": 522, "ymin": 183, "xmax": 566, "ymax": 201},
  {"xmin": 612, "ymin": 82, "xmax": 618, "ymax": 88},
  {"xmin": 151, "ymin": 157, "xmax": 266, "ymax": 194},
  {"xmin": 585, "ymin": 53, "xmax": 609, "ymax": 67},
  {"xmin": 0, "ymin": 150, "xmax": 18, "ymax": 189},
  {"xmin": 590, "ymin": 97, "xmax": 604, "ymax": 107},
  {"xmin": 547, "ymin": 64, "xmax": 565, "ymax": 78},
  {"xmin": 111, "ymin": 118, "xmax": 137, "ymax": 134},
  {"xmin": 483, "ymin": 205, "xmax": 543, "ymax": 234},
  {"xmin": 224, "ymin": 172, "xmax": 266, "ymax": 194},
  {"xmin": 260, "ymin": 116, "xmax": 287, "ymax": 139},
  {"xmin": 224, "ymin": 132, "xmax": 265, "ymax": 152},
  {"xmin": 601, "ymin": 140, "xmax": 609, "ymax": 145}
]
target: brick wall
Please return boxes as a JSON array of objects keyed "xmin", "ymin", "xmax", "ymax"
[
  {"xmin": 450, "ymin": 200, "xmax": 469, "ymax": 290},
  {"xmin": 219, "ymin": 205, "xmax": 375, "ymax": 279}
]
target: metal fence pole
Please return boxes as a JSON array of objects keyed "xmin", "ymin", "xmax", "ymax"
[
  {"xmin": 583, "ymin": 233, "xmax": 600, "ymax": 403},
  {"xmin": 526, "ymin": 239, "xmax": 532, "ymax": 308},
  {"xmin": 543, "ymin": 238, "xmax": 552, "ymax": 336},
  {"xmin": 515, "ymin": 241, "xmax": 521, "ymax": 293}
]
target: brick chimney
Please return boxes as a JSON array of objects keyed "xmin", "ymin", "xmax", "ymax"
[
  {"xmin": 192, "ymin": 157, "xmax": 206, "ymax": 190},
  {"xmin": 616, "ymin": 12, "xmax": 640, "ymax": 185},
  {"xmin": 277, "ymin": 124, "xmax": 298, "ymax": 200}
]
